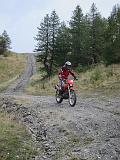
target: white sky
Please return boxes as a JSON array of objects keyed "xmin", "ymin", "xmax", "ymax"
[{"xmin": 0, "ymin": 0, "xmax": 120, "ymax": 53}]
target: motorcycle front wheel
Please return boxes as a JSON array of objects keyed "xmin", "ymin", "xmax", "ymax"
[
  {"xmin": 69, "ymin": 90, "xmax": 76, "ymax": 107},
  {"xmin": 56, "ymin": 90, "xmax": 63, "ymax": 103}
]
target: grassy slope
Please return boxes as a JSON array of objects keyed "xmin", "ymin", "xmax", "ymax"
[
  {"xmin": 25, "ymin": 64, "xmax": 120, "ymax": 96},
  {"xmin": 0, "ymin": 52, "xmax": 26, "ymax": 92},
  {"xmin": 0, "ymin": 53, "xmax": 37, "ymax": 159},
  {"xmin": 0, "ymin": 109, "xmax": 37, "ymax": 160}
]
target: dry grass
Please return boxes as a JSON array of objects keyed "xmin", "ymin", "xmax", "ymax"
[
  {"xmin": 0, "ymin": 53, "xmax": 26, "ymax": 92},
  {"xmin": 0, "ymin": 108, "xmax": 37, "ymax": 160},
  {"xmin": 78, "ymin": 64, "xmax": 120, "ymax": 91},
  {"xmin": 25, "ymin": 64, "xmax": 120, "ymax": 96},
  {"xmin": 26, "ymin": 73, "xmax": 58, "ymax": 95}
]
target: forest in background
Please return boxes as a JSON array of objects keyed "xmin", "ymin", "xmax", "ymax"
[
  {"xmin": 35, "ymin": 3, "xmax": 120, "ymax": 77},
  {"xmin": 0, "ymin": 3, "xmax": 120, "ymax": 78}
]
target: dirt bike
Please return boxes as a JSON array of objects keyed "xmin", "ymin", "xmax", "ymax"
[{"xmin": 55, "ymin": 79, "xmax": 77, "ymax": 107}]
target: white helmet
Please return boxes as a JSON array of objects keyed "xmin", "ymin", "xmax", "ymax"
[{"xmin": 65, "ymin": 61, "xmax": 72, "ymax": 69}]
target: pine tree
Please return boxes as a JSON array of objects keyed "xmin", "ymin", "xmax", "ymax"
[
  {"xmin": 49, "ymin": 10, "xmax": 60, "ymax": 74},
  {"xmin": 35, "ymin": 14, "xmax": 51, "ymax": 76},
  {"xmin": 69, "ymin": 5, "xmax": 84, "ymax": 66},
  {"xmin": 0, "ymin": 35, "xmax": 6, "ymax": 55},
  {"xmin": 35, "ymin": 11, "xmax": 60, "ymax": 76},
  {"xmin": 79, "ymin": 14, "xmax": 92, "ymax": 65},
  {"xmin": 88, "ymin": 3, "xmax": 106, "ymax": 64},
  {"xmin": 2, "ymin": 30, "xmax": 11, "ymax": 50},
  {"xmin": 104, "ymin": 4, "xmax": 120, "ymax": 64},
  {"xmin": 0, "ymin": 30, "xmax": 11, "ymax": 55},
  {"xmin": 55, "ymin": 22, "xmax": 71, "ymax": 66}
]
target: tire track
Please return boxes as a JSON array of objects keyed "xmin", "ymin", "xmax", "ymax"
[{"xmin": 4, "ymin": 54, "xmax": 36, "ymax": 94}]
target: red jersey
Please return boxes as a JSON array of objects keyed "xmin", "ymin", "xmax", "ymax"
[{"xmin": 59, "ymin": 66, "xmax": 75, "ymax": 80}]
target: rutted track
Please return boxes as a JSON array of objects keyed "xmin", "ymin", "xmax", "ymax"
[{"xmin": 4, "ymin": 54, "xmax": 36, "ymax": 94}]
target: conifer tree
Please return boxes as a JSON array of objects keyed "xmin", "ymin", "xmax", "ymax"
[
  {"xmin": 69, "ymin": 5, "xmax": 84, "ymax": 66},
  {"xmin": 35, "ymin": 14, "xmax": 51, "ymax": 76},
  {"xmin": 88, "ymin": 3, "xmax": 106, "ymax": 64},
  {"xmin": 55, "ymin": 22, "xmax": 71, "ymax": 66},
  {"xmin": 104, "ymin": 4, "xmax": 120, "ymax": 64},
  {"xmin": 2, "ymin": 30, "xmax": 11, "ymax": 50},
  {"xmin": 49, "ymin": 10, "xmax": 59, "ymax": 74},
  {"xmin": 0, "ymin": 30, "xmax": 11, "ymax": 55},
  {"xmin": 35, "ymin": 11, "xmax": 59, "ymax": 76},
  {"xmin": 0, "ymin": 35, "xmax": 6, "ymax": 55}
]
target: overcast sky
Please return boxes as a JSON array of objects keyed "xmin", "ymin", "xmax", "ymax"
[{"xmin": 0, "ymin": 0, "xmax": 120, "ymax": 53}]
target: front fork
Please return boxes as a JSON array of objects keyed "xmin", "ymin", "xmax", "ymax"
[
  {"xmin": 68, "ymin": 85, "xmax": 74, "ymax": 97},
  {"xmin": 68, "ymin": 86, "xmax": 72, "ymax": 98}
]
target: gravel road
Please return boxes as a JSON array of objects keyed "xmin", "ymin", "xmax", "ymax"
[{"xmin": 0, "ymin": 54, "xmax": 120, "ymax": 160}]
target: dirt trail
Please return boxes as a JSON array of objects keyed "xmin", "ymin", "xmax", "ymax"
[
  {"xmin": 4, "ymin": 53, "xmax": 36, "ymax": 94},
  {"xmin": 0, "ymin": 54, "xmax": 120, "ymax": 160}
]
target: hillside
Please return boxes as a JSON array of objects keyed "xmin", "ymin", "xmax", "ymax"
[
  {"xmin": 0, "ymin": 52, "xmax": 26, "ymax": 92},
  {"xmin": 25, "ymin": 64, "xmax": 120, "ymax": 96}
]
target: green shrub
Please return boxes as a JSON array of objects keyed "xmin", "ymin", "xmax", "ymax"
[
  {"xmin": 76, "ymin": 64, "xmax": 89, "ymax": 73},
  {"xmin": 90, "ymin": 67, "xmax": 102, "ymax": 83},
  {"xmin": 76, "ymin": 64, "xmax": 83, "ymax": 72},
  {"xmin": 106, "ymin": 67, "xmax": 113, "ymax": 77}
]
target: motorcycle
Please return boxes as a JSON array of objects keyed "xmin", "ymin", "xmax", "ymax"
[{"xmin": 55, "ymin": 79, "xmax": 77, "ymax": 107}]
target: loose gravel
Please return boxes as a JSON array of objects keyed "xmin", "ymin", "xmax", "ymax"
[{"xmin": 0, "ymin": 54, "xmax": 120, "ymax": 160}]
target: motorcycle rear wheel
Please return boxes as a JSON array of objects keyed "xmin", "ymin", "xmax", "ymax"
[{"xmin": 69, "ymin": 90, "xmax": 76, "ymax": 107}]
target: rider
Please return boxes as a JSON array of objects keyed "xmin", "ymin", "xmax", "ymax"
[{"xmin": 58, "ymin": 61, "xmax": 77, "ymax": 92}]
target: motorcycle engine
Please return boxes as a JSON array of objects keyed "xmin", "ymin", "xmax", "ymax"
[{"xmin": 63, "ymin": 92, "xmax": 69, "ymax": 99}]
